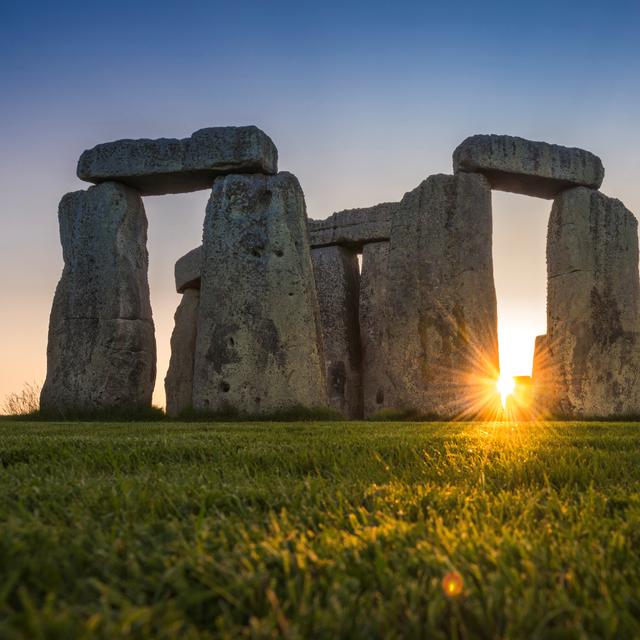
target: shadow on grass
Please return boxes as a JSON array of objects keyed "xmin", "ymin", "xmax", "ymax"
[
  {"xmin": 2, "ymin": 406, "xmax": 167, "ymax": 422},
  {"xmin": 0, "ymin": 405, "xmax": 346, "ymax": 423},
  {"xmin": 170, "ymin": 405, "xmax": 345, "ymax": 422}
]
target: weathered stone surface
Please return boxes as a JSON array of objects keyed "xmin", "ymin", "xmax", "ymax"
[
  {"xmin": 532, "ymin": 335, "xmax": 549, "ymax": 381},
  {"xmin": 309, "ymin": 202, "xmax": 396, "ymax": 249},
  {"xmin": 175, "ymin": 246, "xmax": 202, "ymax": 293},
  {"xmin": 546, "ymin": 187, "xmax": 640, "ymax": 417},
  {"xmin": 359, "ymin": 241, "xmax": 397, "ymax": 417},
  {"xmin": 40, "ymin": 182, "xmax": 156, "ymax": 414},
  {"xmin": 172, "ymin": 201, "xmax": 395, "ymax": 291},
  {"xmin": 192, "ymin": 172, "xmax": 328, "ymax": 415},
  {"xmin": 531, "ymin": 334, "xmax": 552, "ymax": 414},
  {"xmin": 77, "ymin": 126, "xmax": 278, "ymax": 196},
  {"xmin": 362, "ymin": 173, "xmax": 500, "ymax": 418},
  {"xmin": 311, "ymin": 246, "xmax": 362, "ymax": 418},
  {"xmin": 164, "ymin": 289, "xmax": 200, "ymax": 417},
  {"xmin": 173, "ymin": 201, "xmax": 395, "ymax": 291},
  {"xmin": 453, "ymin": 134, "xmax": 605, "ymax": 199}
]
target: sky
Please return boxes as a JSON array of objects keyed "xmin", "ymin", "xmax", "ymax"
[{"xmin": 1, "ymin": 0, "xmax": 639, "ymax": 408}]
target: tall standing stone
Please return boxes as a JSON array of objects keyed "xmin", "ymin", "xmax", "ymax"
[
  {"xmin": 164, "ymin": 289, "xmax": 200, "ymax": 417},
  {"xmin": 40, "ymin": 182, "xmax": 156, "ymax": 414},
  {"xmin": 359, "ymin": 241, "xmax": 396, "ymax": 417},
  {"xmin": 546, "ymin": 187, "xmax": 640, "ymax": 416},
  {"xmin": 192, "ymin": 172, "xmax": 328, "ymax": 415},
  {"xmin": 311, "ymin": 246, "xmax": 362, "ymax": 418},
  {"xmin": 362, "ymin": 173, "xmax": 500, "ymax": 418}
]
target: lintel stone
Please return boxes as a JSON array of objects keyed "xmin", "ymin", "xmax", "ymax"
[
  {"xmin": 77, "ymin": 126, "xmax": 278, "ymax": 196},
  {"xmin": 453, "ymin": 134, "xmax": 604, "ymax": 199},
  {"xmin": 175, "ymin": 202, "xmax": 395, "ymax": 291},
  {"xmin": 308, "ymin": 202, "xmax": 396, "ymax": 249}
]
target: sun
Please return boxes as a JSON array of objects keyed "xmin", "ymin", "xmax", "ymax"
[{"xmin": 496, "ymin": 374, "xmax": 515, "ymax": 408}]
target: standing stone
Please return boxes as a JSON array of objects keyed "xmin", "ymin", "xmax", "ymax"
[
  {"xmin": 546, "ymin": 187, "xmax": 640, "ymax": 417},
  {"xmin": 311, "ymin": 246, "xmax": 362, "ymax": 418},
  {"xmin": 531, "ymin": 334, "xmax": 552, "ymax": 414},
  {"xmin": 165, "ymin": 289, "xmax": 200, "ymax": 417},
  {"xmin": 362, "ymin": 173, "xmax": 500, "ymax": 418},
  {"xmin": 40, "ymin": 182, "xmax": 156, "ymax": 414},
  {"xmin": 531, "ymin": 335, "xmax": 550, "ymax": 381},
  {"xmin": 77, "ymin": 126, "xmax": 278, "ymax": 195},
  {"xmin": 175, "ymin": 246, "xmax": 202, "ymax": 293},
  {"xmin": 192, "ymin": 172, "xmax": 328, "ymax": 415},
  {"xmin": 359, "ymin": 242, "xmax": 397, "ymax": 417},
  {"xmin": 453, "ymin": 134, "xmax": 604, "ymax": 199}
]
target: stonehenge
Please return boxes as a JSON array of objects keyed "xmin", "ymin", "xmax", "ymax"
[
  {"xmin": 311, "ymin": 246, "xmax": 362, "ymax": 418},
  {"xmin": 41, "ymin": 182, "xmax": 156, "ymax": 414},
  {"xmin": 164, "ymin": 289, "xmax": 200, "ymax": 417},
  {"xmin": 173, "ymin": 173, "xmax": 500, "ymax": 418},
  {"xmin": 359, "ymin": 242, "xmax": 394, "ymax": 416},
  {"xmin": 42, "ymin": 128, "xmax": 640, "ymax": 419},
  {"xmin": 175, "ymin": 247, "xmax": 202, "ymax": 294},
  {"xmin": 192, "ymin": 172, "xmax": 327, "ymax": 415},
  {"xmin": 78, "ymin": 126, "xmax": 278, "ymax": 195},
  {"xmin": 308, "ymin": 202, "xmax": 397, "ymax": 249},
  {"xmin": 531, "ymin": 334, "xmax": 552, "ymax": 413},
  {"xmin": 546, "ymin": 188, "xmax": 640, "ymax": 416},
  {"xmin": 373, "ymin": 172, "xmax": 500, "ymax": 418},
  {"xmin": 453, "ymin": 134, "xmax": 605, "ymax": 199}
]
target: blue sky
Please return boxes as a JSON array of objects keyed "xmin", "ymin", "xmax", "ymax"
[{"xmin": 1, "ymin": 0, "xmax": 639, "ymax": 405}]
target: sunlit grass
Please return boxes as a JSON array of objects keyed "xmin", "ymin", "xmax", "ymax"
[{"xmin": 1, "ymin": 420, "xmax": 640, "ymax": 638}]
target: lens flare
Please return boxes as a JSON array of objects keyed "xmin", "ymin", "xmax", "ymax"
[{"xmin": 442, "ymin": 571, "xmax": 464, "ymax": 598}]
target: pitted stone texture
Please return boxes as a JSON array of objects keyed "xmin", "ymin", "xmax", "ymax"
[
  {"xmin": 40, "ymin": 182, "xmax": 156, "ymax": 414},
  {"xmin": 175, "ymin": 246, "xmax": 202, "ymax": 293},
  {"xmin": 77, "ymin": 126, "xmax": 278, "ymax": 196},
  {"xmin": 546, "ymin": 187, "xmax": 640, "ymax": 417},
  {"xmin": 364, "ymin": 173, "xmax": 499, "ymax": 418},
  {"xmin": 453, "ymin": 134, "xmax": 604, "ymax": 199},
  {"xmin": 309, "ymin": 202, "xmax": 396, "ymax": 249},
  {"xmin": 164, "ymin": 289, "xmax": 200, "ymax": 417},
  {"xmin": 192, "ymin": 172, "xmax": 328, "ymax": 415},
  {"xmin": 359, "ymin": 242, "xmax": 398, "ymax": 417},
  {"xmin": 174, "ymin": 201, "xmax": 394, "ymax": 291},
  {"xmin": 311, "ymin": 246, "xmax": 362, "ymax": 418}
]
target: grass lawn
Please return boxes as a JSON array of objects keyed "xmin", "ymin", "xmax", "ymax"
[{"xmin": 1, "ymin": 420, "xmax": 640, "ymax": 639}]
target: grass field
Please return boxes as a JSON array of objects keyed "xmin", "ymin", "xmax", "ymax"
[{"xmin": 1, "ymin": 420, "xmax": 640, "ymax": 639}]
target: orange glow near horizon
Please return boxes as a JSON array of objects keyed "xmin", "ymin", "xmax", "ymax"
[
  {"xmin": 497, "ymin": 323, "xmax": 538, "ymax": 378},
  {"xmin": 496, "ymin": 374, "xmax": 516, "ymax": 408},
  {"xmin": 492, "ymin": 190, "xmax": 548, "ymax": 416},
  {"xmin": 495, "ymin": 323, "xmax": 539, "ymax": 413}
]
